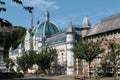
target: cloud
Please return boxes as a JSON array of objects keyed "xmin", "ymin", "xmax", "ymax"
[{"xmin": 23, "ymin": 0, "xmax": 60, "ymax": 10}]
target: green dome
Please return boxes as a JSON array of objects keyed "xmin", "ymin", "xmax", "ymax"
[
  {"xmin": 33, "ymin": 10, "xmax": 60, "ymax": 37},
  {"xmin": 33, "ymin": 21, "xmax": 60, "ymax": 37}
]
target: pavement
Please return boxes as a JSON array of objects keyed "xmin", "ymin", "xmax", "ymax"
[
  {"xmin": 23, "ymin": 74, "xmax": 75, "ymax": 80},
  {"xmin": 42, "ymin": 75, "xmax": 75, "ymax": 80}
]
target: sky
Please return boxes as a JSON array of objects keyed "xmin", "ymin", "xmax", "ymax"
[{"xmin": 1, "ymin": 0, "xmax": 120, "ymax": 29}]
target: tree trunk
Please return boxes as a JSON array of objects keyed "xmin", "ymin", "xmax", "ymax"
[
  {"xmin": 88, "ymin": 62, "xmax": 91, "ymax": 78},
  {"xmin": 114, "ymin": 63, "xmax": 117, "ymax": 80}
]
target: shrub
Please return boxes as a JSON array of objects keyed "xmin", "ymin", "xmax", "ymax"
[{"xmin": 0, "ymin": 72, "xmax": 24, "ymax": 79}]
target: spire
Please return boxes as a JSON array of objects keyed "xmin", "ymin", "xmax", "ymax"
[
  {"xmin": 82, "ymin": 16, "xmax": 91, "ymax": 27},
  {"xmin": 66, "ymin": 22, "xmax": 74, "ymax": 33},
  {"xmin": 45, "ymin": 9, "xmax": 50, "ymax": 21},
  {"xmin": 37, "ymin": 19, "xmax": 40, "ymax": 24},
  {"xmin": 31, "ymin": 12, "xmax": 33, "ymax": 29}
]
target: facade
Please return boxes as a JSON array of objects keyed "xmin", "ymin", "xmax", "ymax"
[
  {"xmin": 9, "ymin": 11, "xmax": 120, "ymax": 76},
  {"xmin": 9, "ymin": 10, "xmax": 82, "ymax": 75}
]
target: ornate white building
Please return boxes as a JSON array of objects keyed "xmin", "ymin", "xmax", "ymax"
[{"xmin": 9, "ymin": 10, "xmax": 89, "ymax": 75}]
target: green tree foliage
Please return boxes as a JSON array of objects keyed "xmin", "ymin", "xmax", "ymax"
[
  {"xmin": 17, "ymin": 51, "xmax": 36, "ymax": 72},
  {"xmin": 74, "ymin": 39, "xmax": 104, "ymax": 77},
  {"xmin": 17, "ymin": 47, "xmax": 57, "ymax": 74},
  {"xmin": 106, "ymin": 41, "xmax": 120, "ymax": 78},
  {"xmin": 107, "ymin": 41, "xmax": 120, "ymax": 63},
  {"xmin": 4, "ymin": 58, "xmax": 15, "ymax": 72},
  {"xmin": 10, "ymin": 26, "xmax": 26, "ymax": 49},
  {"xmin": 0, "ymin": 26, "xmax": 26, "ymax": 58},
  {"xmin": 36, "ymin": 46, "xmax": 57, "ymax": 74}
]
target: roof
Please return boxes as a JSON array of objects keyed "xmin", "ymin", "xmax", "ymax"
[
  {"xmin": 66, "ymin": 22, "xmax": 74, "ymax": 33},
  {"xmin": 82, "ymin": 16, "xmax": 91, "ymax": 27},
  {"xmin": 45, "ymin": 27, "xmax": 82, "ymax": 45},
  {"xmin": 45, "ymin": 31, "xmax": 66, "ymax": 45},
  {"xmin": 32, "ymin": 10, "xmax": 60, "ymax": 37},
  {"xmin": 86, "ymin": 13, "xmax": 120, "ymax": 36},
  {"xmin": 33, "ymin": 21, "xmax": 60, "ymax": 37}
]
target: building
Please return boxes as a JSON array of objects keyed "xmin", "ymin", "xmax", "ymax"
[
  {"xmin": 9, "ymin": 10, "xmax": 120, "ymax": 76},
  {"xmin": 80, "ymin": 13, "xmax": 120, "ymax": 77},
  {"xmin": 9, "ymin": 10, "xmax": 82, "ymax": 75}
]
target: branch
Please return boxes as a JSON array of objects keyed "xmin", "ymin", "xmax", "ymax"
[
  {"xmin": 0, "ymin": 7, "xmax": 6, "ymax": 12},
  {"xmin": 12, "ymin": 0, "xmax": 23, "ymax": 5},
  {"xmin": 23, "ymin": 6, "xmax": 34, "ymax": 13},
  {"xmin": 0, "ymin": 1, "xmax": 5, "ymax": 5}
]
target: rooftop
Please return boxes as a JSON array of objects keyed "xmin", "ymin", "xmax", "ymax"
[{"xmin": 86, "ymin": 13, "xmax": 120, "ymax": 36}]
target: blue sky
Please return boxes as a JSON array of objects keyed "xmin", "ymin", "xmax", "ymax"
[{"xmin": 1, "ymin": 0, "xmax": 120, "ymax": 29}]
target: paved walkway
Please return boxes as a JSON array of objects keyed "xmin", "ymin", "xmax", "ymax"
[
  {"xmin": 43, "ymin": 75, "xmax": 75, "ymax": 80},
  {"xmin": 24, "ymin": 74, "xmax": 75, "ymax": 80}
]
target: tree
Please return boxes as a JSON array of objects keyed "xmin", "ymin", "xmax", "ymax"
[
  {"xmin": 12, "ymin": 0, "xmax": 23, "ymax": 5},
  {"xmin": 36, "ymin": 46, "xmax": 57, "ymax": 75},
  {"xmin": 4, "ymin": 58, "xmax": 15, "ymax": 72},
  {"xmin": 74, "ymin": 39, "xmax": 104, "ymax": 78},
  {"xmin": 1, "ymin": 26, "xmax": 26, "ymax": 58},
  {"xmin": 0, "ymin": 0, "xmax": 6, "ymax": 12},
  {"xmin": 17, "ymin": 50, "xmax": 36, "ymax": 73},
  {"xmin": 106, "ymin": 41, "xmax": 120, "ymax": 79},
  {"xmin": 16, "ymin": 47, "xmax": 57, "ymax": 75}
]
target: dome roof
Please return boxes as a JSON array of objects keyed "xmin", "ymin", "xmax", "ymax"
[
  {"xmin": 32, "ymin": 10, "xmax": 60, "ymax": 38},
  {"xmin": 82, "ymin": 16, "xmax": 91, "ymax": 27}
]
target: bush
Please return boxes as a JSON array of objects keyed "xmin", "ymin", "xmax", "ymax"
[{"xmin": 0, "ymin": 72, "xmax": 24, "ymax": 79}]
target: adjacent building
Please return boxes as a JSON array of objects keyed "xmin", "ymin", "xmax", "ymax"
[{"xmin": 80, "ymin": 13, "xmax": 120, "ymax": 77}]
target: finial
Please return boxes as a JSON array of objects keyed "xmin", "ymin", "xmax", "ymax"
[
  {"xmin": 70, "ymin": 22, "xmax": 72, "ymax": 26},
  {"xmin": 37, "ymin": 17, "xmax": 40, "ymax": 24},
  {"xmin": 45, "ymin": 9, "xmax": 50, "ymax": 21}
]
